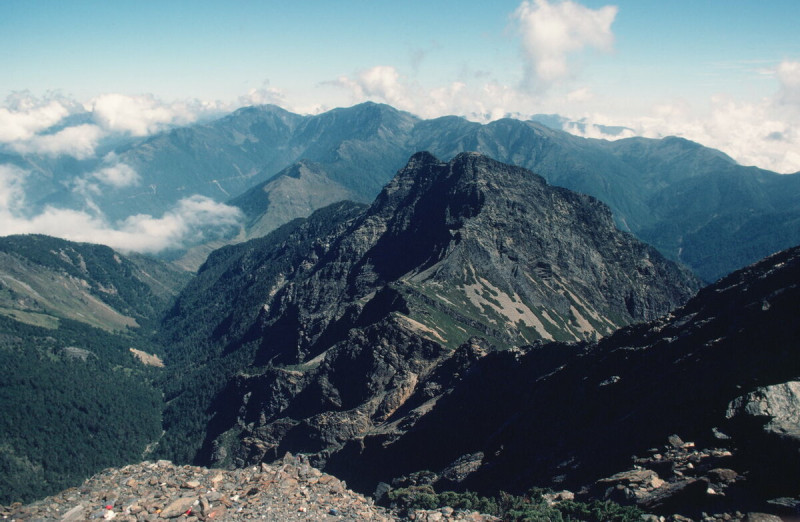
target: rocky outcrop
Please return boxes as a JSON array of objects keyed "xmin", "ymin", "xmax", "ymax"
[
  {"xmin": 320, "ymin": 245, "xmax": 800, "ymax": 518},
  {"xmin": 161, "ymin": 152, "xmax": 700, "ymax": 480},
  {"xmin": 726, "ymin": 381, "xmax": 800, "ymax": 441}
]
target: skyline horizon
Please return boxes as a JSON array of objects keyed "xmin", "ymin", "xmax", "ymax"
[{"xmin": 2, "ymin": 0, "xmax": 800, "ymax": 174}]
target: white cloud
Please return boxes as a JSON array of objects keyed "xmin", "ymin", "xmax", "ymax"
[
  {"xmin": 0, "ymin": 186, "xmax": 242, "ymax": 254},
  {"xmin": 334, "ymin": 66, "xmax": 537, "ymax": 121},
  {"xmin": 90, "ymin": 154, "xmax": 140, "ymax": 188},
  {"xmin": 564, "ymin": 61, "xmax": 800, "ymax": 173},
  {"xmin": 9, "ymin": 124, "xmax": 104, "ymax": 159},
  {"xmin": 776, "ymin": 60, "xmax": 800, "ymax": 107},
  {"xmin": 335, "ymin": 66, "xmax": 416, "ymax": 110},
  {"xmin": 0, "ymin": 164, "xmax": 241, "ymax": 253},
  {"xmin": 238, "ymin": 82, "xmax": 286, "ymax": 107},
  {"xmin": 88, "ymin": 93, "xmax": 200, "ymax": 136},
  {"xmin": 566, "ymin": 86, "xmax": 594, "ymax": 102},
  {"xmin": 0, "ymin": 164, "xmax": 28, "ymax": 215},
  {"xmin": 0, "ymin": 98, "xmax": 70, "ymax": 142},
  {"xmin": 513, "ymin": 0, "xmax": 617, "ymax": 90},
  {"xmin": 0, "ymin": 92, "xmax": 228, "ymax": 159}
]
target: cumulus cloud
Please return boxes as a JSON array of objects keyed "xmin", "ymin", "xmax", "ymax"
[
  {"xmin": 0, "ymin": 173, "xmax": 242, "ymax": 253},
  {"xmin": 776, "ymin": 60, "xmax": 800, "ymax": 107},
  {"xmin": 0, "ymin": 164, "xmax": 28, "ymax": 215},
  {"xmin": 513, "ymin": 0, "xmax": 617, "ymax": 90},
  {"xmin": 88, "ymin": 93, "xmax": 200, "ymax": 136},
  {"xmin": 0, "ymin": 91, "xmax": 228, "ymax": 159},
  {"xmin": 334, "ymin": 65, "xmax": 540, "ymax": 121},
  {"xmin": 335, "ymin": 66, "xmax": 416, "ymax": 110},
  {"xmin": 0, "ymin": 98, "xmax": 70, "ymax": 142},
  {"xmin": 566, "ymin": 86, "xmax": 594, "ymax": 102},
  {"xmin": 238, "ymin": 82, "xmax": 286, "ymax": 107}
]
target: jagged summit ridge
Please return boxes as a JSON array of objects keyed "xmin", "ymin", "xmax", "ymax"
[
  {"xmin": 159, "ymin": 151, "xmax": 701, "ymax": 476},
  {"xmin": 347, "ymin": 151, "xmax": 699, "ymax": 343}
]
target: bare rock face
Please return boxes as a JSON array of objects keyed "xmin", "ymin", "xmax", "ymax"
[
  {"xmin": 726, "ymin": 381, "xmax": 800, "ymax": 440},
  {"xmin": 162, "ymin": 152, "xmax": 700, "ymax": 477}
]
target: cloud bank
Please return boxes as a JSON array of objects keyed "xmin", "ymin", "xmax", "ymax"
[
  {"xmin": 0, "ymin": 164, "xmax": 242, "ymax": 253},
  {"xmin": 0, "ymin": 92, "xmax": 226, "ymax": 160},
  {"xmin": 566, "ymin": 60, "xmax": 800, "ymax": 173}
]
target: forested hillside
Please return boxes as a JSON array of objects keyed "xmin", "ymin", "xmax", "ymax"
[
  {"xmin": 0, "ymin": 235, "xmax": 186, "ymax": 504},
  {"xmin": 0, "ymin": 316, "xmax": 163, "ymax": 503}
]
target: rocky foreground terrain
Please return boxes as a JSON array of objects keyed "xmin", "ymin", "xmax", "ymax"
[
  {"xmin": 2, "ymin": 449, "xmax": 793, "ymax": 522},
  {"xmin": 0, "ymin": 454, "xmax": 496, "ymax": 522}
]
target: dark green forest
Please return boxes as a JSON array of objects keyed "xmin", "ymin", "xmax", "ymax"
[{"xmin": 0, "ymin": 315, "xmax": 163, "ymax": 504}]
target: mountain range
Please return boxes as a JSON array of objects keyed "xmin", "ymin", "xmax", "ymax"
[
  {"xmin": 6, "ymin": 102, "xmax": 800, "ymax": 281},
  {"xmin": 150, "ymin": 152, "xmax": 798, "ymax": 517},
  {"xmin": 1, "ymin": 109, "xmax": 799, "ymax": 519}
]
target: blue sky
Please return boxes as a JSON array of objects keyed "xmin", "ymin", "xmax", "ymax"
[{"xmin": 2, "ymin": 0, "xmax": 800, "ymax": 172}]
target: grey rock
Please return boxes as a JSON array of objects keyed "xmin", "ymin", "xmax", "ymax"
[
  {"xmin": 726, "ymin": 381, "xmax": 800, "ymax": 440},
  {"xmin": 743, "ymin": 514, "xmax": 782, "ymax": 522},
  {"xmin": 158, "ymin": 496, "xmax": 197, "ymax": 518}
]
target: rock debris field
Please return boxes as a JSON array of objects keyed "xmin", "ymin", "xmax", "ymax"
[{"xmin": 0, "ymin": 454, "xmax": 496, "ymax": 521}]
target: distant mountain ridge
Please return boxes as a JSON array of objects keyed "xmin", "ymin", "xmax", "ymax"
[{"xmin": 6, "ymin": 102, "xmax": 800, "ymax": 281}]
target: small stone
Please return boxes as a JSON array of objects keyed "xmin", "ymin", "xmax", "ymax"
[
  {"xmin": 668, "ymin": 434, "xmax": 685, "ymax": 448},
  {"xmin": 199, "ymin": 497, "xmax": 211, "ymax": 516},
  {"xmin": 61, "ymin": 504, "xmax": 86, "ymax": 522},
  {"xmin": 182, "ymin": 480, "xmax": 201, "ymax": 489},
  {"xmin": 159, "ymin": 497, "xmax": 197, "ymax": 518},
  {"xmin": 708, "ymin": 468, "xmax": 738, "ymax": 483},
  {"xmin": 744, "ymin": 514, "xmax": 783, "ymax": 522},
  {"xmin": 204, "ymin": 506, "xmax": 227, "ymax": 519}
]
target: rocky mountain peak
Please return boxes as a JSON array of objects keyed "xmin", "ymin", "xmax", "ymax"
[
  {"xmin": 158, "ymin": 152, "xmax": 703, "ymax": 478},
  {"xmin": 354, "ymin": 152, "xmax": 699, "ymax": 342}
]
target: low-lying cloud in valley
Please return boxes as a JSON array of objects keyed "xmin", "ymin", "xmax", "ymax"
[{"xmin": 0, "ymin": 163, "xmax": 242, "ymax": 253}]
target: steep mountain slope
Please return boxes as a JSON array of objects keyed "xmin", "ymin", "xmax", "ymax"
[
  {"xmin": 320, "ymin": 244, "xmax": 800, "ymax": 516},
  {"xmin": 230, "ymin": 160, "xmax": 354, "ymax": 239},
  {"xmin": 0, "ymin": 234, "xmax": 190, "ymax": 331},
  {"xmin": 157, "ymin": 152, "xmax": 699, "ymax": 473}
]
